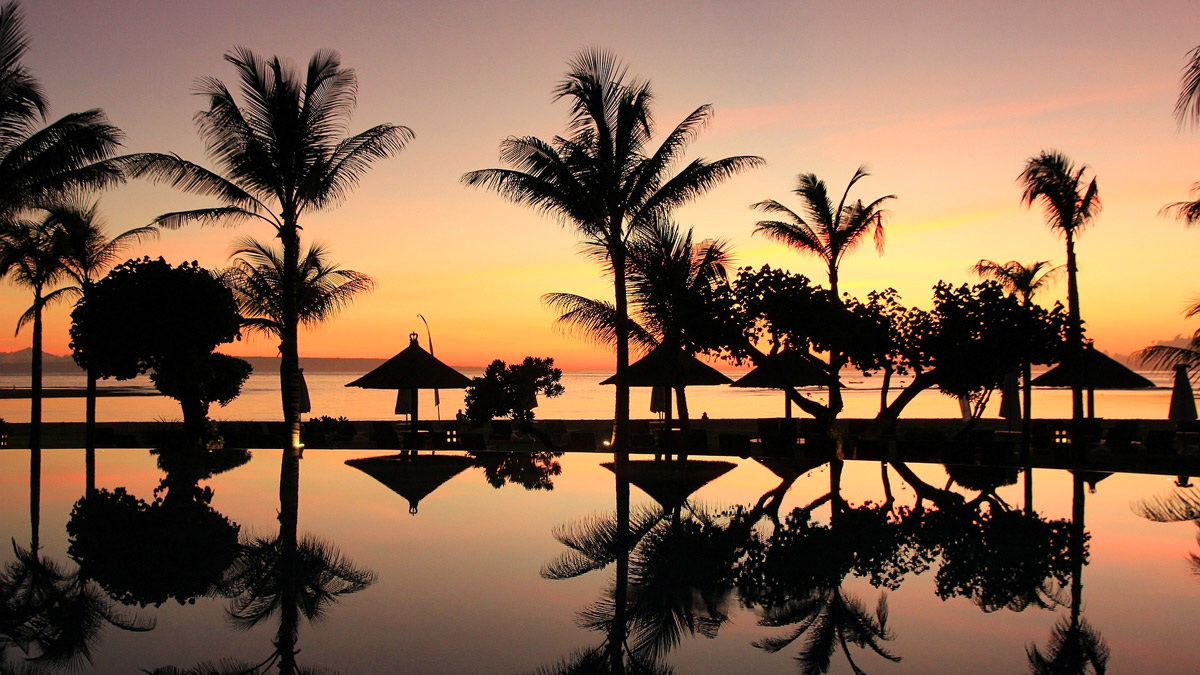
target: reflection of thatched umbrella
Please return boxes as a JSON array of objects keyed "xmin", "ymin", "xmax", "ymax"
[
  {"xmin": 1031, "ymin": 343, "xmax": 1154, "ymax": 418},
  {"xmin": 345, "ymin": 454, "xmax": 473, "ymax": 514},
  {"xmin": 1170, "ymin": 364, "xmax": 1197, "ymax": 425},
  {"xmin": 599, "ymin": 344, "xmax": 731, "ymax": 425},
  {"xmin": 731, "ymin": 350, "xmax": 829, "ymax": 419},
  {"xmin": 755, "ymin": 457, "xmax": 826, "ymax": 482},
  {"xmin": 345, "ymin": 332, "xmax": 471, "ymax": 426},
  {"xmin": 601, "ymin": 459, "xmax": 735, "ymax": 510}
]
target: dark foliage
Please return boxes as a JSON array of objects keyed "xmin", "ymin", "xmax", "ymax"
[{"xmin": 464, "ymin": 357, "xmax": 565, "ymax": 425}]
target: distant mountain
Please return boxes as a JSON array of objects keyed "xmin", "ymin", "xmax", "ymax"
[
  {"xmin": 1105, "ymin": 334, "xmax": 1190, "ymax": 370},
  {"xmin": 0, "ymin": 349, "xmax": 84, "ymax": 374}
]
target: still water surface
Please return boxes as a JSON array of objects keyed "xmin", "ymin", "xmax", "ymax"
[{"xmin": 3, "ymin": 448, "xmax": 1200, "ymax": 673}]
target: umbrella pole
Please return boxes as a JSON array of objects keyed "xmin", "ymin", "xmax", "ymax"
[
  {"xmin": 410, "ymin": 389, "xmax": 420, "ymax": 455},
  {"xmin": 1087, "ymin": 387, "xmax": 1094, "ymax": 420}
]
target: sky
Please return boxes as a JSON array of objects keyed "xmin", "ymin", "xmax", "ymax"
[{"xmin": 4, "ymin": 0, "xmax": 1200, "ymax": 370}]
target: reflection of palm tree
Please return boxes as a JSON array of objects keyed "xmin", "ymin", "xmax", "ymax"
[
  {"xmin": 46, "ymin": 199, "xmax": 157, "ymax": 482},
  {"xmin": 752, "ymin": 167, "xmax": 894, "ymax": 431},
  {"xmin": 1025, "ymin": 472, "xmax": 1108, "ymax": 675},
  {"xmin": 1019, "ymin": 152, "xmax": 1101, "ymax": 422},
  {"xmin": 464, "ymin": 49, "xmax": 761, "ymax": 452},
  {"xmin": 218, "ymin": 452, "xmax": 374, "ymax": 674},
  {"xmin": 131, "ymin": 48, "xmax": 411, "ymax": 450},
  {"xmin": 1, "ymin": 542, "xmax": 154, "ymax": 670},
  {"xmin": 754, "ymin": 589, "xmax": 898, "ymax": 675},
  {"xmin": 222, "ymin": 237, "xmax": 374, "ymax": 344},
  {"xmin": 546, "ymin": 220, "xmax": 731, "ymax": 428},
  {"xmin": 3, "ymin": 447, "xmax": 153, "ymax": 670}
]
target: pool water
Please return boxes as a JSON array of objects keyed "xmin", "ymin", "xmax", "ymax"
[{"xmin": 2, "ymin": 448, "xmax": 1199, "ymax": 674}]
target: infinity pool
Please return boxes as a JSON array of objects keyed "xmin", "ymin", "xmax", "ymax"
[{"xmin": 2, "ymin": 448, "xmax": 1198, "ymax": 673}]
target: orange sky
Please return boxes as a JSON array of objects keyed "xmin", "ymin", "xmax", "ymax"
[{"xmin": 3, "ymin": 1, "xmax": 1200, "ymax": 370}]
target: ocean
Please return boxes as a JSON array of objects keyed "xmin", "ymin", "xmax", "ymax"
[{"xmin": 0, "ymin": 366, "xmax": 1180, "ymax": 424}]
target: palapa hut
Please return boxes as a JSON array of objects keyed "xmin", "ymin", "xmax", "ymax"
[
  {"xmin": 1031, "ymin": 343, "xmax": 1154, "ymax": 418},
  {"xmin": 346, "ymin": 331, "xmax": 471, "ymax": 431}
]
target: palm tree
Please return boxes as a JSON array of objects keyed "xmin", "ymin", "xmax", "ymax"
[
  {"xmin": 0, "ymin": 214, "xmax": 69, "ymax": 451},
  {"xmin": 1162, "ymin": 43, "xmax": 1200, "ymax": 224},
  {"xmin": 1018, "ymin": 151, "xmax": 1101, "ymax": 422},
  {"xmin": 544, "ymin": 220, "xmax": 731, "ymax": 427},
  {"xmin": 129, "ymin": 48, "xmax": 411, "ymax": 453},
  {"xmin": 971, "ymin": 259, "xmax": 1063, "ymax": 457},
  {"xmin": 751, "ymin": 166, "xmax": 894, "ymax": 431},
  {"xmin": 0, "ymin": 2, "xmax": 130, "ymax": 216},
  {"xmin": 43, "ymin": 200, "xmax": 156, "ymax": 476},
  {"xmin": 463, "ymin": 49, "xmax": 761, "ymax": 452},
  {"xmin": 221, "ymin": 236, "xmax": 375, "ymax": 342}
]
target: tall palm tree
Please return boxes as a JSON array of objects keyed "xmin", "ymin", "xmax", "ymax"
[
  {"xmin": 1018, "ymin": 151, "xmax": 1101, "ymax": 422},
  {"xmin": 0, "ymin": 215, "xmax": 69, "ymax": 451},
  {"xmin": 44, "ymin": 200, "xmax": 156, "ymax": 476},
  {"xmin": 751, "ymin": 166, "xmax": 894, "ymax": 431},
  {"xmin": 463, "ymin": 49, "xmax": 762, "ymax": 452},
  {"xmin": 221, "ymin": 236, "xmax": 374, "ymax": 342},
  {"xmin": 129, "ymin": 48, "xmax": 411, "ymax": 453},
  {"xmin": 971, "ymin": 259, "xmax": 1063, "ymax": 457},
  {"xmin": 1162, "ymin": 43, "xmax": 1200, "ymax": 224},
  {"xmin": 545, "ymin": 220, "xmax": 731, "ymax": 426}
]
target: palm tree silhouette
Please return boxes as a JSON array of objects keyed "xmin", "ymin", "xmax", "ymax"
[
  {"xmin": 545, "ymin": 220, "xmax": 731, "ymax": 427},
  {"xmin": 0, "ymin": 215, "xmax": 67, "ymax": 452},
  {"xmin": 971, "ymin": 259, "xmax": 1064, "ymax": 463},
  {"xmin": 0, "ymin": 3, "xmax": 131, "ymax": 217},
  {"xmin": 44, "ymin": 199, "xmax": 156, "ymax": 482},
  {"xmin": 221, "ymin": 237, "xmax": 375, "ymax": 342},
  {"xmin": 463, "ymin": 48, "xmax": 761, "ymax": 452},
  {"xmin": 1137, "ymin": 298, "xmax": 1200, "ymax": 372},
  {"xmin": 1161, "ymin": 42, "xmax": 1200, "ymax": 224},
  {"xmin": 1018, "ymin": 152, "xmax": 1101, "ymax": 423},
  {"xmin": 130, "ymin": 47, "xmax": 412, "ymax": 452},
  {"xmin": 752, "ymin": 167, "xmax": 895, "ymax": 438}
]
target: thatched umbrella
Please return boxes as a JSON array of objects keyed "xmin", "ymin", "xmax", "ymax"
[
  {"xmin": 345, "ymin": 454, "xmax": 474, "ymax": 515},
  {"xmin": 601, "ymin": 458, "xmax": 735, "ymax": 511},
  {"xmin": 730, "ymin": 350, "xmax": 829, "ymax": 419},
  {"xmin": 345, "ymin": 332, "xmax": 471, "ymax": 428},
  {"xmin": 1031, "ymin": 343, "xmax": 1154, "ymax": 418},
  {"xmin": 599, "ymin": 343, "xmax": 731, "ymax": 425}
]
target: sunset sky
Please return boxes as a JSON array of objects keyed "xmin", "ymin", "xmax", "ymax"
[{"xmin": 4, "ymin": 0, "xmax": 1200, "ymax": 370}]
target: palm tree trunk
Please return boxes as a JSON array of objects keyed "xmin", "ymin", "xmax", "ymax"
[
  {"xmin": 278, "ymin": 450, "xmax": 301, "ymax": 674},
  {"xmin": 612, "ymin": 240, "xmax": 631, "ymax": 453},
  {"xmin": 610, "ymin": 458, "xmax": 630, "ymax": 674},
  {"xmin": 280, "ymin": 220, "xmax": 302, "ymax": 456},
  {"xmin": 1065, "ymin": 233, "xmax": 1084, "ymax": 422},
  {"xmin": 30, "ymin": 447, "xmax": 40, "ymax": 554},
  {"xmin": 30, "ymin": 289, "xmax": 42, "ymax": 452},
  {"xmin": 827, "ymin": 264, "xmax": 844, "ymax": 457},
  {"xmin": 1021, "ymin": 359, "xmax": 1033, "ymax": 465}
]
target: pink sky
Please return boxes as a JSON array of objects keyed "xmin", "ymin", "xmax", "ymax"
[{"xmin": 4, "ymin": 0, "xmax": 1199, "ymax": 370}]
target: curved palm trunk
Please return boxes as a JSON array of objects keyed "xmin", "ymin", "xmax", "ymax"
[{"xmin": 280, "ymin": 221, "xmax": 302, "ymax": 456}]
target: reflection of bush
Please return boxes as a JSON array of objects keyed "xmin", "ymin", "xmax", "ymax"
[
  {"xmin": 66, "ymin": 488, "xmax": 241, "ymax": 607},
  {"xmin": 924, "ymin": 508, "xmax": 1075, "ymax": 612}
]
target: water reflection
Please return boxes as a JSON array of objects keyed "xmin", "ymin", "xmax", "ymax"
[
  {"xmin": 1, "ymin": 449, "xmax": 153, "ymax": 671},
  {"xmin": 531, "ymin": 455, "xmax": 1102, "ymax": 674},
  {"xmin": 67, "ymin": 447, "xmax": 245, "ymax": 607}
]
